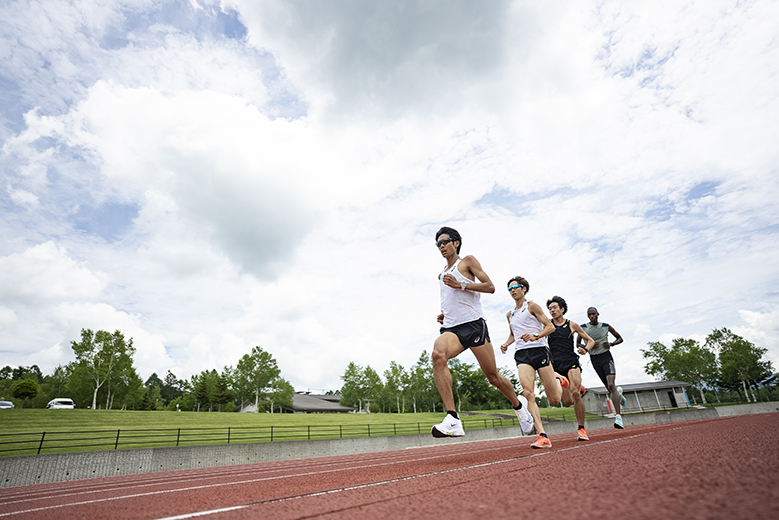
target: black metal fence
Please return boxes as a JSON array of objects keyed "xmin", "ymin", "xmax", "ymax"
[{"xmin": 0, "ymin": 416, "xmax": 520, "ymax": 457}]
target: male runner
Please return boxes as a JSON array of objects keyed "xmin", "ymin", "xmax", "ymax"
[
  {"xmin": 501, "ymin": 276, "xmax": 569, "ymax": 449},
  {"xmin": 547, "ymin": 296, "xmax": 594, "ymax": 441},
  {"xmin": 578, "ymin": 307, "xmax": 626, "ymax": 429},
  {"xmin": 431, "ymin": 227, "xmax": 534, "ymax": 438}
]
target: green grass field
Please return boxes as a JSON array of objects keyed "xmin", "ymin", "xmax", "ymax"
[{"xmin": 0, "ymin": 407, "xmax": 599, "ymax": 457}]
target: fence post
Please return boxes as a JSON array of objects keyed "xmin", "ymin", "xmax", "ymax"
[
  {"xmin": 176, "ymin": 428, "xmax": 181, "ymax": 446},
  {"xmin": 308, "ymin": 425, "xmax": 310, "ymax": 440},
  {"xmin": 227, "ymin": 427, "xmax": 231, "ymax": 444},
  {"xmin": 340, "ymin": 425, "xmax": 342, "ymax": 438},
  {"xmin": 368, "ymin": 424, "xmax": 371, "ymax": 437},
  {"xmin": 37, "ymin": 432, "xmax": 46, "ymax": 455},
  {"xmin": 271, "ymin": 426, "xmax": 274, "ymax": 442},
  {"xmin": 393, "ymin": 424, "xmax": 396, "ymax": 436},
  {"xmin": 115, "ymin": 430, "xmax": 121, "ymax": 450}
]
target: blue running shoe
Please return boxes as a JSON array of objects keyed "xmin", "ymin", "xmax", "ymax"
[
  {"xmin": 618, "ymin": 386, "xmax": 626, "ymax": 407},
  {"xmin": 614, "ymin": 414, "xmax": 624, "ymax": 429}
]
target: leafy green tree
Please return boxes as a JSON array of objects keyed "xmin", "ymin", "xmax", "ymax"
[
  {"xmin": 363, "ymin": 366, "xmax": 383, "ymax": 413},
  {"xmin": 642, "ymin": 338, "xmax": 718, "ymax": 404},
  {"xmin": 707, "ymin": 328, "xmax": 773, "ymax": 402},
  {"xmin": 340, "ymin": 362, "xmax": 366, "ymax": 411},
  {"xmin": 382, "ymin": 362, "xmax": 405, "ymax": 413},
  {"xmin": 12, "ymin": 365, "xmax": 43, "ymax": 383},
  {"xmin": 407, "ymin": 351, "xmax": 435, "ymax": 413},
  {"xmin": 0, "ymin": 366, "xmax": 12, "ymax": 380},
  {"xmin": 70, "ymin": 329, "xmax": 136, "ymax": 410},
  {"xmin": 161, "ymin": 370, "xmax": 185, "ymax": 404},
  {"xmin": 266, "ymin": 378, "xmax": 294, "ymax": 413},
  {"xmin": 234, "ymin": 346, "xmax": 282, "ymax": 412},
  {"xmin": 12, "ymin": 379, "xmax": 39, "ymax": 408},
  {"xmin": 65, "ymin": 362, "xmax": 95, "ymax": 407},
  {"xmin": 212, "ymin": 372, "xmax": 235, "ymax": 412},
  {"xmin": 145, "ymin": 373, "xmax": 164, "ymax": 389}
]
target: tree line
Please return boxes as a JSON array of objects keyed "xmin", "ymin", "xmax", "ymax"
[
  {"xmin": 339, "ymin": 351, "xmax": 520, "ymax": 413},
  {"xmin": 642, "ymin": 328, "xmax": 776, "ymax": 404},
  {"xmin": 0, "ymin": 329, "xmax": 293, "ymax": 412}
]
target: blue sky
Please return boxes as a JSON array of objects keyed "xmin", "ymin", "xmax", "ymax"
[{"xmin": 1, "ymin": 0, "xmax": 778, "ymax": 393}]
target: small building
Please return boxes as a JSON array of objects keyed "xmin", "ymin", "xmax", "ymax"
[
  {"xmin": 241, "ymin": 393, "xmax": 354, "ymax": 413},
  {"xmin": 583, "ymin": 380, "xmax": 692, "ymax": 415},
  {"xmin": 287, "ymin": 393, "xmax": 354, "ymax": 413}
]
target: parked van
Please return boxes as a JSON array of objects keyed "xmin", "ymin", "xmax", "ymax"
[{"xmin": 46, "ymin": 398, "xmax": 75, "ymax": 409}]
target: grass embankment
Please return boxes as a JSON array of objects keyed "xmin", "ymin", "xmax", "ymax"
[{"xmin": 0, "ymin": 407, "xmax": 596, "ymax": 457}]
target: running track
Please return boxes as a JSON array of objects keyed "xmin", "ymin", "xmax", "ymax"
[{"xmin": 1, "ymin": 413, "xmax": 777, "ymax": 519}]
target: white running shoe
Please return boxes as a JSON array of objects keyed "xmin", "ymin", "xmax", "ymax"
[
  {"xmin": 618, "ymin": 386, "xmax": 627, "ymax": 407},
  {"xmin": 515, "ymin": 395, "xmax": 534, "ymax": 434},
  {"xmin": 431, "ymin": 415, "xmax": 465, "ymax": 437}
]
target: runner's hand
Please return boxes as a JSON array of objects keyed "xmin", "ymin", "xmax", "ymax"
[
  {"xmin": 437, "ymin": 313, "xmax": 444, "ymax": 324},
  {"xmin": 442, "ymin": 273, "xmax": 458, "ymax": 288}
]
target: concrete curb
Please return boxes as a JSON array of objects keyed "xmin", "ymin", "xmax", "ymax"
[{"xmin": 2, "ymin": 402, "xmax": 778, "ymax": 488}]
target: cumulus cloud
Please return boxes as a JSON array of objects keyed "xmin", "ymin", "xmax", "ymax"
[
  {"xmin": 1, "ymin": 0, "xmax": 778, "ymax": 394},
  {"xmin": 0, "ymin": 242, "xmax": 107, "ymax": 306}
]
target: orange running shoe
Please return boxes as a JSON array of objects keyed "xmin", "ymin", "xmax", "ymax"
[
  {"xmin": 577, "ymin": 428, "xmax": 589, "ymax": 441},
  {"xmin": 579, "ymin": 384, "xmax": 586, "ymax": 397},
  {"xmin": 554, "ymin": 373, "xmax": 569, "ymax": 389},
  {"xmin": 531, "ymin": 434, "xmax": 552, "ymax": 449}
]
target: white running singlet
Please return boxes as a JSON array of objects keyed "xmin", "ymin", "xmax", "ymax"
[
  {"xmin": 439, "ymin": 258, "xmax": 483, "ymax": 328},
  {"xmin": 509, "ymin": 301, "xmax": 548, "ymax": 352}
]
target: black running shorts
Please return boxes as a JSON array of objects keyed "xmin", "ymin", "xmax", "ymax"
[
  {"xmin": 591, "ymin": 351, "xmax": 616, "ymax": 387},
  {"xmin": 514, "ymin": 346, "xmax": 552, "ymax": 370},
  {"xmin": 440, "ymin": 318, "xmax": 490, "ymax": 349},
  {"xmin": 552, "ymin": 357, "xmax": 581, "ymax": 377}
]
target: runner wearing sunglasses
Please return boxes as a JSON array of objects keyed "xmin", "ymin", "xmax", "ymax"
[
  {"xmin": 430, "ymin": 227, "xmax": 534, "ymax": 438},
  {"xmin": 501, "ymin": 276, "xmax": 570, "ymax": 448}
]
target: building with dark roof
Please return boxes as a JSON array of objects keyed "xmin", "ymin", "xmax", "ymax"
[
  {"xmin": 582, "ymin": 380, "xmax": 692, "ymax": 415},
  {"xmin": 240, "ymin": 393, "xmax": 354, "ymax": 413}
]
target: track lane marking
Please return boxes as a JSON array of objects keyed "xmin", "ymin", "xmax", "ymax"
[{"xmin": 0, "ymin": 422, "xmax": 688, "ymax": 518}]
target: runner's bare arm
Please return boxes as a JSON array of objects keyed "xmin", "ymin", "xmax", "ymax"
[
  {"xmin": 572, "ymin": 322, "xmax": 594, "ymax": 354},
  {"xmin": 521, "ymin": 302, "xmax": 555, "ymax": 342},
  {"xmin": 604, "ymin": 325, "xmax": 623, "ymax": 349},
  {"xmin": 500, "ymin": 311, "xmax": 514, "ymax": 353},
  {"xmin": 440, "ymin": 255, "xmax": 495, "ymax": 293}
]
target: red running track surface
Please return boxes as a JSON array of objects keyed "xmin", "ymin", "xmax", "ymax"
[{"xmin": 1, "ymin": 413, "xmax": 778, "ymax": 520}]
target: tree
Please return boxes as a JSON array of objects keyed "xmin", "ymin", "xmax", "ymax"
[
  {"xmin": 12, "ymin": 379, "xmax": 39, "ymax": 408},
  {"xmin": 70, "ymin": 329, "xmax": 136, "ymax": 410},
  {"xmin": 161, "ymin": 370, "xmax": 185, "ymax": 404},
  {"xmin": 266, "ymin": 378, "xmax": 294, "ymax": 413},
  {"xmin": 407, "ymin": 351, "xmax": 435, "ymax": 413},
  {"xmin": 642, "ymin": 338, "xmax": 718, "ymax": 404},
  {"xmin": 340, "ymin": 362, "xmax": 366, "ymax": 411},
  {"xmin": 234, "ymin": 347, "xmax": 283, "ymax": 412},
  {"xmin": 12, "ymin": 365, "xmax": 43, "ymax": 382},
  {"xmin": 212, "ymin": 372, "xmax": 235, "ymax": 412},
  {"xmin": 363, "ymin": 366, "xmax": 383, "ymax": 413},
  {"xmin": 382, "ymin": 362, "xmax": 405, "ymax": 413},
  {"xmin": 707, "ymin": 328, "xmax": 773, "ymax": 402}
]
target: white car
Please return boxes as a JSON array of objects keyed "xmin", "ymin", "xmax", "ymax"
[
  {"xmin": 46, "ymin": 398, "xmax": 75, "ymax": 409},
  {"xmin": 0, "ymin": 400, "xmax": 14, "ymax": 409}
]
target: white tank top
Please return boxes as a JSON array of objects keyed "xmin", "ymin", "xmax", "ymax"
[
  {"xmin": 509, "ymin": 301, "xmax": 548, "ymax": 352},
  {"xmin": 439, "ymin": 258, "xmax": 483, "ymax": 328}
]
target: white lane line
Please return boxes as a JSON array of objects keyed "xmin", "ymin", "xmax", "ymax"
[
  {"xmin": 151, "ymin": 431, "xmax": 667, "ymax": 520},
  {"xmin": 0, "ymin": 445, "xmax": 471, "ymax": 505},
  {"xmin": 1, "ymin": 426, "xmax": 677, "ymax": 518},
  {"xmin": 0, "ymin": 439, "xmax": 529, "ymax": 517}
]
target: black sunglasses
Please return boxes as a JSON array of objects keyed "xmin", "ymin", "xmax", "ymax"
[{"xmin": 436, "ymin": 238, "xmax": 455, "ymax": 247}]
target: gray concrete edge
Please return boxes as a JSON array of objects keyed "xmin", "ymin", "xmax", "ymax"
[{"xmin": 3, "ymin": 402, "xmax": 778, "ymax": 488}]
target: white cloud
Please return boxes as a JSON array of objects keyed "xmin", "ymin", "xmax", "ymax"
[
  {"xmin": 1, "ymin": 0, "xmax": 778, "ymax": 395},
  {"xmin": 0, "ymin": 242, "xmax": 107, "ymax": 306}
]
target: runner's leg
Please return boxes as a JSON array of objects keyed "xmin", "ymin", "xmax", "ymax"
[
  {"xmin": 432, "ymin": 332, "xmax": 465, "ymax": 411},
  {"xmin": 472, "ymin": 341, "xmax": 520, "ymax": 407}
]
